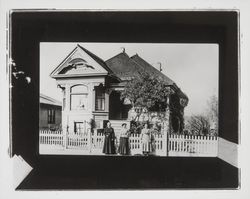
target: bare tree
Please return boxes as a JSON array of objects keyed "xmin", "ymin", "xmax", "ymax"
[
  {"xmin": 207, "ymin": 95, "xmax": 218, "ymax": 122},
  {"xmin": 206, "ymin": 95, "xmax": 218, "ymax": 135},
  {"xmin": 185, "ymin": 95, "xmax": 218, "ymax": 136},
  {"xmin": 187, "ymin": 115, "xmax": 210, "ymax": 136}
]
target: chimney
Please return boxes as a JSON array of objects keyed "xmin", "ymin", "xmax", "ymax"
[{"xmin": 157, "ymin": 62, "xmax": 162, "ymax": 72}]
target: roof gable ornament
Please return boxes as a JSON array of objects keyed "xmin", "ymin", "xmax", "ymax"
[
  {"xmin": 59, "ymin": 58, "xmax": 95, "ymax": 74},
  {"xmin": 50, "ymin": 45, "xmax": 110, "ymax": 79}
]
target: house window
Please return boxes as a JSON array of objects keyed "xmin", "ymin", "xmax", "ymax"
[
  {"xmin": 95, "ymin": 88, "xmax": 105, "ymax": 111},
  {"xmin": 70, "ymin": 85, "xmax": 88, "ymax": 110},
  {"xmin": 48, "ymin": 109, "xmax": 55, "ymax": 124},
  {"xmin": 74, "ymin": 122, "xmax": 83, "ymax": 134}
]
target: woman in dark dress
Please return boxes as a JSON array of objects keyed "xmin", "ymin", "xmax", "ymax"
[
  {"xmin": 102, "ymin": 121, "xmax": 116, "ymax": 155},
  {"xmin": 118, "ymin": 123, "xmax": 130, "ymax": 155}
]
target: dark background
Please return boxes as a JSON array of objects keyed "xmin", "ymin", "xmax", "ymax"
[{"xmin": 10, "ymin": 11, "xmax": 239, "ymax": 189}]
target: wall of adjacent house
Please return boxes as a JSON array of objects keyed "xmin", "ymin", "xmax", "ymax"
[
  {"xmin": 55, "ymin": 108, "xmax": 62, "ymax": 128},
  {"xmin": 39, "ymin": 104, "xmax": 62, "ymax": 130}
]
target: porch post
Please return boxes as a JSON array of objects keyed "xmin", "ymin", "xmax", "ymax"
[
  {"xmin": 65, "ymin": 84, "xmax": 70, "ymax": 111},
  {"xmin": 64, "ymin": 84, "xmax": 70, "ymax": 149},
  {"xmin": 63, "ymin": 116, "xmax": 69, "ymax": 149},
  {"xmin": 63, "ymin": 128, "xmax": 67, "ymax": 149},
  {"xmin": 92, "ymin": 84, "xmax": 96, "ymax": 112},
  {"xmin": 88, "ymin": 127, "xmax": 92, "ymax": 153}
]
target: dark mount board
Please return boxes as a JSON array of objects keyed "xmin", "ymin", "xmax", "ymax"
[{"xmin": 10, "ymin": 11, "xmax": 239, "ymax": 189}]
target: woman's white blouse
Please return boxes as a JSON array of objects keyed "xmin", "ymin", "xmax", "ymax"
[{"xmin": 120, "ymin": 128, "xmax": 129, "ymax": 138}]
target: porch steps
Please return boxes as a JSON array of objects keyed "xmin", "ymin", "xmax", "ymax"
[{"xmin": 109, "ymin": 120, "xmax": 130, "ymax": 137}]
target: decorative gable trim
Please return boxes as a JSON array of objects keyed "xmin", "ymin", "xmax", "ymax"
[
  {"xmin": 50, "ymin": 45, "xmax": 111, "ymax": 79},
  {"xmin": 50, "ymin": 46, "xmax": 79, "ymax": 78}
]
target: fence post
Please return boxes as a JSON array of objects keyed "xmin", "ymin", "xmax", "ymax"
[
  {"xmin": 88, "ymin": 128, "xmax": 92, "ymax": 153},
  {"xmin": 164, "ymin": 102, "xmax": 170, "ymax": 156},
  {"xmin": 166, "ymin": 126, "xmax": 169, "ymax": 156},
  {"xmin": 63, "ymin": 127, "xmax": 67, "ymax": 149}
]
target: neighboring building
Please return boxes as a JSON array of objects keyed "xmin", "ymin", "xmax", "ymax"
[
  {"xmin": 39, "ymin": 94, "xmax": 62, "ymax": 130},
  {"xmin": 50, "ymin": 44, "xmax": 188, "ymax": 135}
]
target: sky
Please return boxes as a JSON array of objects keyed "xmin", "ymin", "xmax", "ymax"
[{"xmin": 40, "ymin": 42, "xmax": 218, "ymax": 117}]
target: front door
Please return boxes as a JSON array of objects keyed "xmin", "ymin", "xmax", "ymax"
[{"xmin": 109, "ymin": 91, "xmax": 131, "ymax": 120}]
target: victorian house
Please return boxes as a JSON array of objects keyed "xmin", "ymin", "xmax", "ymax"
[{"xmin": 50, "ymin": 44, "xmax": 188, "ymax": 136}]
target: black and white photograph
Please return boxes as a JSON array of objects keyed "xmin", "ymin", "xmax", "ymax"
[
  {"xmin": 5, "ymin": 9, "xmax": 241, "ymax": 191},
  {"xmin": 39, "ymin": 43, "xmax": 218, "ymax": 157}
]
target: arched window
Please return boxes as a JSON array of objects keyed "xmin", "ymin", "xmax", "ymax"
[{"xmin": 70, "ymin": 85, "xmax": 88, "ymax": 110}]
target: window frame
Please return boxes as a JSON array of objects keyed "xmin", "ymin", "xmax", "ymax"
[
  {"xmin": 95, "ymin": 87, "xmax": 105, "ymax": 111},
  {"xmin": 47, "ymin": 109, "xmax": 55, "ymax": 124},
  {"xmin": 74, "ymin": 121, "xmax": 84, "ymax": 134},
  {"xmin": 70, "ymin": 84, "xmax": 88, "ymax": 111}
]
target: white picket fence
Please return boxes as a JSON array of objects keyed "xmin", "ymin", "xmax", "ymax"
[
  {"xmin": 39, "ymin": 130, "xmax": 218, "ymax": 157},
  {"xmin": 168, "ymin": 134, "xmax": 218, "ymax": 157},
  {"xmin": 39, "ymin": 130, "xmax": 64, "ymax": 146},
  {"xmin": 66, "ymin": 129, "xmax": 90, "ymax": 150}
]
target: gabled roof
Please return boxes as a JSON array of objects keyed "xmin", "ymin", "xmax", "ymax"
[
  {"xmin": 105, "ymin": 52, "xmax": 176, "ymax": 85},
  {"xmin": 130, "ymin": 54, "xmax": 175, "ymax": 85},
  {"xmin": 40, "ymin": 93, "xmax": 62, "ymax": 107},
  {"xmin": 49, "ymin": 45, "xmax": 188, "ymax": 100},
  {"xmin": 105, "ymin": 52, "xmax": 188, "ymax": 100},
  {"xmin": 50, "ymin": 44, "xmax": 115, "ymax": 79},
  {"xmin": 105, "ymin": 52, "xmax": 144, "ymax": 81}
]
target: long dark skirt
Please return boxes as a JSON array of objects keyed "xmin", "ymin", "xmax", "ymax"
[
  {"xmin": 102, "ymin": 136, "xmax": 116, "ymax": 154},
  {"xmin": 118, "ymin": 137, "xmax": 130, "ymax": 155}
]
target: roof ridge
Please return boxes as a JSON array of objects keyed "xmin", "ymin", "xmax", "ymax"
[
  {"xmin": 105, "ymin": 51, "xmax": 130, "ymax": 63},
  {"xmin": 130, "ymin": 53, "xmax": 139, "ymax": 58},
  {"xmin": 128, "ymin": 54, "xmax": 148, "ymax": 72},
  {"xmin": 131, "ymin": 54, "xmax": 175, "ymax": 82},
  {"xmin": 131, "ymin": 54, "xmax": 153, "ymax": 67},
  {"xmin": 130, "ymin": 54, "xmax": 157, "ymax": 74}
]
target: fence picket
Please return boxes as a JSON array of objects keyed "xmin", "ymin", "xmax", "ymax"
[{"xmin": 39, "ymin": 129, "xmax": 218, "ymax": 156}]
